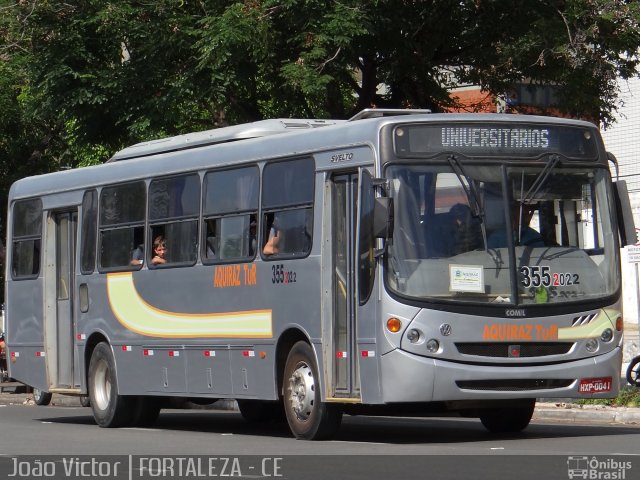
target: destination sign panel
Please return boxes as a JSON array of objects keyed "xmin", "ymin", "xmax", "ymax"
[{"xmin": 394, "ymin": 123, "xmax": 598, "ymax": 159}]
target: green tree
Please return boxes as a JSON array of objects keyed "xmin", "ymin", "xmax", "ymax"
[{"xmin": 1, "ymin": 0, "xmax": 639, "ymax": 170}]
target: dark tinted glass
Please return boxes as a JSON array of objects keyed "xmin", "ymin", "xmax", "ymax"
[
  {"xmin": 100, "ymin": 182, "xmax": 146, "ymax": 225},
  {"xmin": 13, "ymin": 199, "xmax": 42, "ymax": 237},
  {"xmin": 149, "ymin": 174, "xmax": 200, "ymax": 220},
  {"xmin": 262, "ymin": 158, "xmax": 314, "ymax": 208},
  {"xmin": 80, "ymin": 190, "xmax": 98, "ymax": 274},
  {"xmin": 204, "ymin": 166, "xmax": 259, "ymax": 215}
]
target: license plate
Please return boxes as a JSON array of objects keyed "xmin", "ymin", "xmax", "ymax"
[{"xmin": 578, "ymin": 377, "xmax": 612, "ymax": 394}]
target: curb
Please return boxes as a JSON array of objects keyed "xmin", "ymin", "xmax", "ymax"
[{"xmin": 534, "ymin": 402, "xmax": 640, "ymax": 425}]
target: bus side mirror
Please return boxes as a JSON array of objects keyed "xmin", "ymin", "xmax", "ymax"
[
  {"xmin": 373, "ymin": 197, "xmax": 394, "ymax": 239},
  {"xmin": 613, "ymin": 180, "xmax": 637, "ymax": 246}
]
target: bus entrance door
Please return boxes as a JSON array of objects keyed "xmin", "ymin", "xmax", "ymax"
[
  {"xmin": 45, "ymin": 211, "xmax": 78, "ymax": 389},
  {"xmin": 329, "ymin": 173, "xmax": 361, "ymax": 399}
]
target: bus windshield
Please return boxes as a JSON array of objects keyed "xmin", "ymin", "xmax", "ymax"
[{"xmin": 385, "ymin": 161, "xmax": 619, "ymax": 306}]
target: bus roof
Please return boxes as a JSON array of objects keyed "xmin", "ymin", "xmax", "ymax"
[
  {"xmin": 9, "ymin": 112, "xmax": 600, "ymax": 202},
  {"xmin": 108, "ymin": 118, "xmax": 345, "ymax": 162}
]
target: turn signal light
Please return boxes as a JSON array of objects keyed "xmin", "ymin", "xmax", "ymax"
[
  {"xmin": 616, "ymin": 317, "xmax": 623, "ymax": 332},
  {"xmin": 386, "ymin": 318, "xmax": 402, "ymax": 333}
]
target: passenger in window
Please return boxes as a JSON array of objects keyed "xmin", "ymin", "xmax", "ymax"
[
  {"xmin": 262, "ymin": 216, "xmax": 280, "ymax": 256},
  {"xmin": 151, "ymin": 235, "xmax": 167, "ymax": 265},
  {"xmin": 130, "ymin": 244, "xmax": 144, "ymax": 266},
  {"xmin": 488, "ymin": 203, "xmax": 544, "ymax": 248},
  {"xmin": 247, "ymin": 219, "xmax": 257, "ymax": 256},
  {"xmin": 449, "ymin": 203, "xmax": 483, "ymax": 255}
]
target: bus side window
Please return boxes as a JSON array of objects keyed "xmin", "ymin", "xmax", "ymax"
[
  {"xmin": 202, "ymin": 166, "xmax": 259, "ymax": 263},
  {"xmin": 11, "ymin": 199, "xmax": 43, "ymax": 279},
  {"xmin": 99, "ymin": 181, "xmax": 146, "ymax": 270},
  {"xmin": 80, "ymin": 190, "xmax": 98, "ymax": 274},
  {"xmin": 148, "ymin": 174, "xmax": 200, "ymax": 267},
  {"xmin": 261, "ymin": 157, "xmax": 314, "ymax": 259}
]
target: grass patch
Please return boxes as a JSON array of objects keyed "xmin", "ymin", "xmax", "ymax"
[{"xmin": 575, "ymin": 386, "xmax": 640, "ymax": 407}]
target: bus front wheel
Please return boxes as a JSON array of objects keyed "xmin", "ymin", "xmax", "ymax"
[
  {"xmin": 283, "ymin": 341, "xmax": 342, "ymax": 440},
  {"xmin": 88, "ymin": 342, "xmax": 135, "ymax": 428},
  {"xmin": 479, "ymin": 399, "xmax": 536, "ymax": 433}
]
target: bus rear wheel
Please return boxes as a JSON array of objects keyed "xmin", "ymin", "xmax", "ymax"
[
  {"xmin": 88, "ymin": 342, "xmax": 135, "ymax": 428},
  {"xmin": 283, "ymin": 341, "xmax": 342, "ymax": 440},
  {"xmin": 479, "ymin": 399, "xmax": 536, "ymax": 433}
]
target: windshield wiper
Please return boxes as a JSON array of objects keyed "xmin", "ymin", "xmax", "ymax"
[
  {"xmin": 447, "ymin": 154, "xmax": 483, "ymax": 219},
  {"xmin": 520, "ymin": 154, "xmax": 560, "ymax": 206}
]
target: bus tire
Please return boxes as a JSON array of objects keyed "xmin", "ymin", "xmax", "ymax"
[
  {"xmin": 479, "ymin": 399, "xmax": 535, "ymax": 433},
  {"xmin": 626, "ymin": 356, "xmax": 640, "ymax": 387},
  {"xmin": 79, "ymin": 395, "xmax": 91, "ymax": 407},
  {"xmin": 237, "ymin": 399, "xmax": 285, "ymax": 423},
  {"xmin": 32, "ymin": 388, "xmax": 53, "ymax": 406},
  {"xmin": 283, "ymin": 341, "xmax": 342, "ymax": 440},
  {"xmin": 88, "ymin": 342, "xmax": 135, "ymax": 428}
]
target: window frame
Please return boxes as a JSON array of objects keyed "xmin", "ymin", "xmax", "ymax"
[
  {"xmin": 201, "ymin": 165, "xmax": 260, "ymax": 265},
  {"xmin": 147, "ymin": 173, "xmax": 201, "ymax": 269},
  {"xmin": 97, "ymin": 181, "xmax": 147, "ymax": 272},
  {"xmin": 260, "ymin": 157, "xmax": 315, "ymax": 261},
  {"xmin": 80, "ymin": 189, "xmax": 98, "ymax": 275},
  {"xmin": 11, "ymin": 198, "xmax": 43, "ymax": 280}
]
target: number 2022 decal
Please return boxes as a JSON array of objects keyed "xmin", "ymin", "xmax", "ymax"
[
  {"xmin": 520, "ymin": 266, "xmax": 580, "ymax": 288},
  {"xmin": 271, "ymin": 264, "xmax": 297, "ymax": 285}
]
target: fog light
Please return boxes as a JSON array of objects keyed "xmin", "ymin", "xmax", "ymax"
[
  {"xmin": 585, "ymin": 338, "xmax": 599, "ymax": 352},
  {"xmin": 407, "ymin": 329, "xmax": 421, "ymax": 343},
  {"xmin": 426, "ymin": 339, "xmax": 440, "ymax": 353},
  {"xmin": 600, "ymin": 328, "xmax": 613, "ymax": 342}
]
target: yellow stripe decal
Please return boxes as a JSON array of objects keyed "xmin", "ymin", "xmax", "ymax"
[
  {"xmin": 107, "ymin": 272, "xmax": 272, "ymax": 338},
  {"xmin": 557, "ymin": 309, "xmax": 618, "ymax": 340}
]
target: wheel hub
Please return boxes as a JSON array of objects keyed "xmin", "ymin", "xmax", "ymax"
[
  {"xmin": 93, "ymin": 359, "xmax": 111, "ymax": 411},
  {"xmin": 287, "ymin": 362, "xmax": 314, "ymax": 421}
]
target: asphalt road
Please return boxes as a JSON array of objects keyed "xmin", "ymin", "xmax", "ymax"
[{"xmin": 0, "ymin": 400, "xmax": 639, "ymax": 479}]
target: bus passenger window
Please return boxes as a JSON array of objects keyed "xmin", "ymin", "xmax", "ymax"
[
  {"xmin": 80, "ymin": 190, "xmax": 98, "ymax": 274},
  {"xmin": 261, "ymin": 158, "xmax": 314, "ymax": 259},
  {"xmin": 148, "ymin": 174, "xmax": 200, "ymax": 267},
  {"xmin": 203, "ymin": 166, "xmax": 259, "ymax": 263},
  {"xmin": 99, "ymin": 181, "xmax": 146, "ymax": 270},
  {"xmin": 11, "ymin": 199, "xmax": 43, "ymax": 279}
]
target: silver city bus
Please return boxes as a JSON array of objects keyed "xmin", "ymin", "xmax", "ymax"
[{"xmin": 5, "ymin": 110, "xmax": 635, "ymax": 439}]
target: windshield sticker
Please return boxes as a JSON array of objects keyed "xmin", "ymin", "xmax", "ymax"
[
  {"xmin": 520, "ymin": 266, "xmax": 579, "ymax": 288},
  {"xmin": 449, "ymin": 265, "xmax": 484, "ymax": 293}
]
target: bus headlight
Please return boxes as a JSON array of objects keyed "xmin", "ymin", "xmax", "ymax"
[
  {"xmin": 585, "ymin": 338, "xmax": 599, "ymax": 353},
  {"xmin": 426, "ymin": 339, "xmax": 440, "ymax": 353},
  {"xmin": 600, "ymin": 328, "xmax": 613, "ymax": 343},
  {"xmin": 407, "ymin": 329, "xmax": 422, "ymax": 343}
]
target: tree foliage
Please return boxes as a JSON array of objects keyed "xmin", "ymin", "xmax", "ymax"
[{"xmin": 0, "ymin": 0, "xmax": 639, "ymax": 180}]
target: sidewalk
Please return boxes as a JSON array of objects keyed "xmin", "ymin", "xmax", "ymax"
[
  {"xmin": 1, "ymin": 391, "xmax": 639, "ymax": 425},
  {"xmin": 533, "ymin": 401, "xmax": 640, "ymax": 425}
]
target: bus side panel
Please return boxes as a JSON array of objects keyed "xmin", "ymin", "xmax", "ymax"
[
  {"xmin": 230, "ymin": 345, "xmax": 277, "ymax": 397},
  {"xmin": 6, "ymin": 279, "xmax": 48, "ymax": 390},
  {"xmin": 186, "ymin": 347, "xmax": 232, "ymax": 395},
  {"xmin": 142, "ymin": 347, "xmax": 187, "ymax": 394}
]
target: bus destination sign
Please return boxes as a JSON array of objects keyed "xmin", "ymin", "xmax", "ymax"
[{"xmin": 394, "ymin": 123, "xmax": 598, "ymax": 159}]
